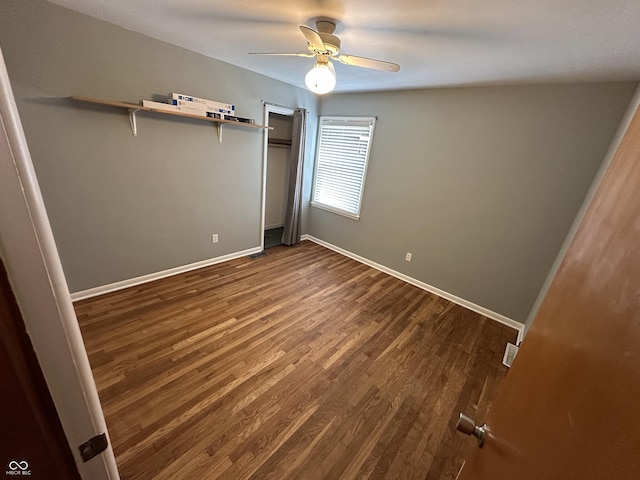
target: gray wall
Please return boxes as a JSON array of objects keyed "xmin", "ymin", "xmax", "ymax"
[
  {"xmin": 0, "ymin": 0, "xmax": 318, "ymax": 292},
  {"xmin": 522, "ymin": 85, "xmax": 640, "ymax": 334},
  {"xmin": 312, "ymin": 84, "xmax": 636, "ymax": 323},
  {"xmin": 2, "ymin": 0, "xmax": 636, "ymax": 325}
]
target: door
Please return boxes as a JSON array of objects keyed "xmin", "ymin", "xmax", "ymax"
[
  {"xmin": 1, "ymin": 259, "xmax": 80, "ymax": 479},
  {"xmin": 457, "ymin": 100, "xmax": 640, "ymax": 478},
  {"xmin": 0, "ymin": 47, "xmax": 118, "ymax": 479}
]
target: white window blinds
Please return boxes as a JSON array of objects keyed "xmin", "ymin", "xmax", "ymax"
[{"xmin": 311, "ymin": 116, "xmax": 376, "ymax": 219}]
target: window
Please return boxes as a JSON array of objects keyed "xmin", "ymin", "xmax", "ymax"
[{"xmin": 311, "ymin": 116, "xmax": 376, "ymax": 220}]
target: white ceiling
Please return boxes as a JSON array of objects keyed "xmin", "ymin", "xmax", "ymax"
[{"xmin": 47, "ymin": 0, "xmax": 640, "ymax": 93}]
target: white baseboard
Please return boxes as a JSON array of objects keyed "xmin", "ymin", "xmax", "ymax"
[
  {"xmin": 301, "ymin": 234, "xmax": 524, "ymax": 343},
  {"xmin": 70, "ymin": 246, "xmax": 262, "ymax": 302},
  {"xmin": 71, "ymin": 236, "xmax": 525, "ymax": 343}
]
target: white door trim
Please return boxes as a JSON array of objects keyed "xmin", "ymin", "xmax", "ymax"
[{"xmin": 0, "ymin": 47, "xmax": 119, "ymax": 479}]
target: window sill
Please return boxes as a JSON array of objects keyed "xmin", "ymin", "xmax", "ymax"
[{"xmin": 311, "ymin": 202, "xmax": 360, "ymax": 220}]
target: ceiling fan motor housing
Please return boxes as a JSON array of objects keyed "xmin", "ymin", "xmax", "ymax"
[{"xmin": 316, "ymin": 20, "xmax": 340, "ymax": 54}]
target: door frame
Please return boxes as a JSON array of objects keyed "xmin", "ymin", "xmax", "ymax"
[
  {"xmin": 0, "ymin": 48, "xmax": 118, "ymax": 479},
  {"xmin": 260, "ymin": 102, "xmax": 295, "ymax": 250}
]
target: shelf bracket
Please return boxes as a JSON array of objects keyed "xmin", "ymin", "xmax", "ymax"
[
  {"xmin": 128, "ymin": 108, "xmax": 140, "ymax": 136},
  {"xmin": 216, "ymin": 124, "xmax": 223, "ymax": 143}
]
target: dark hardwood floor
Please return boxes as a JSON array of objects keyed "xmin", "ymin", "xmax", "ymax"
[{"xmin": 75, "ymin": 240, "xmax": 516, "ymax": 479}]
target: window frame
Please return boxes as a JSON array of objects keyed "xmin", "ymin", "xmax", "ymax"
[{"xmin": 310, "ymin": 115, "xmax": 377, "ymax": 220}]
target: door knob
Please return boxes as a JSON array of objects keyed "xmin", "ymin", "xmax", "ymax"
[{"xmin": 456, "ymin": 413, "xmax": 488, "ymax": 447}]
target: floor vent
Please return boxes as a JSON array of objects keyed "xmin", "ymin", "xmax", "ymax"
[
  {"xmin": 502, "ymin": 342, "xmax": 519, "ymax": 368},
  {"xmin": 248, "ymin": 251, "xmax": 268, "ymax": 259}
]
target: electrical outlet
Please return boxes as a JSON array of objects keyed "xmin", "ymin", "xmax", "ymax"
[
  {"xmin": 405, "ymin": 252, "xmax": 412, "ymax": 262},
  {"xmin": 212, "ymin": 234, "xmax": 219, "ymax": 244}
]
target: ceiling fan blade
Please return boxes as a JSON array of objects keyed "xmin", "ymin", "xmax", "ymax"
[
  {"xmin": 337, "ymin": 54, "xmax": 400, "ymax": 72},
  {"xmin": 249, "ymin": 52, "xmax": 315, "ymax": 57},
  {"xmin": 299, "ymin": 25, "xmax": 326, "ymax": 52}
]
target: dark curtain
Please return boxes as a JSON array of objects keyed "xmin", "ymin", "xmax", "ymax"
[{"xmin": 281, "ymin": 108, "xmax": 306, "ymax": 245}]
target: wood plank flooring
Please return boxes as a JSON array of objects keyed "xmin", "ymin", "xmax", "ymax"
[{"xmin": 75, "ymin": 240, "xmax": 516, "ymax": 480}]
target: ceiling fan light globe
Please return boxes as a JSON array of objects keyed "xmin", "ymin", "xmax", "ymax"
[{"xmin": 305, "ymin": 63, "xmax": 336, "ymax": 95}]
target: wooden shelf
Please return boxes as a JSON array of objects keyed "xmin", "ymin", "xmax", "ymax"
[{"xmin": 70, "ymin": 95, "xmax": 271, "ymax": 143}]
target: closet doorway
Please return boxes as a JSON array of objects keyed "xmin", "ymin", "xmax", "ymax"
[{"xmin": 263, "ymin": 106, "xmax": 294, "ymax": 249}]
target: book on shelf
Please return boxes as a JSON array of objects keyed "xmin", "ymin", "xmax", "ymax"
[
  {"xmin": 224, "ymin": 114, "xmax": 255, "ymax": 124},
  {"xmin": 205, "ymin": 112, "xmax": 255, "ymax": 124},
  {"xmin": 169, "ymin": 93, "xmax": 235, "ymax": 115},
  {"xmin": 172, "ymin": 99, "xmax": 234, "ymax": 116},
  {"xmin": 141, "ymin": 100, "xmax": 207, "ymax": 116}
]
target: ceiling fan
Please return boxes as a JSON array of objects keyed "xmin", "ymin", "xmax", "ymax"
[{"xmin": 249, "ymin": 18, "xmax": 400, "ymax": 94}]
